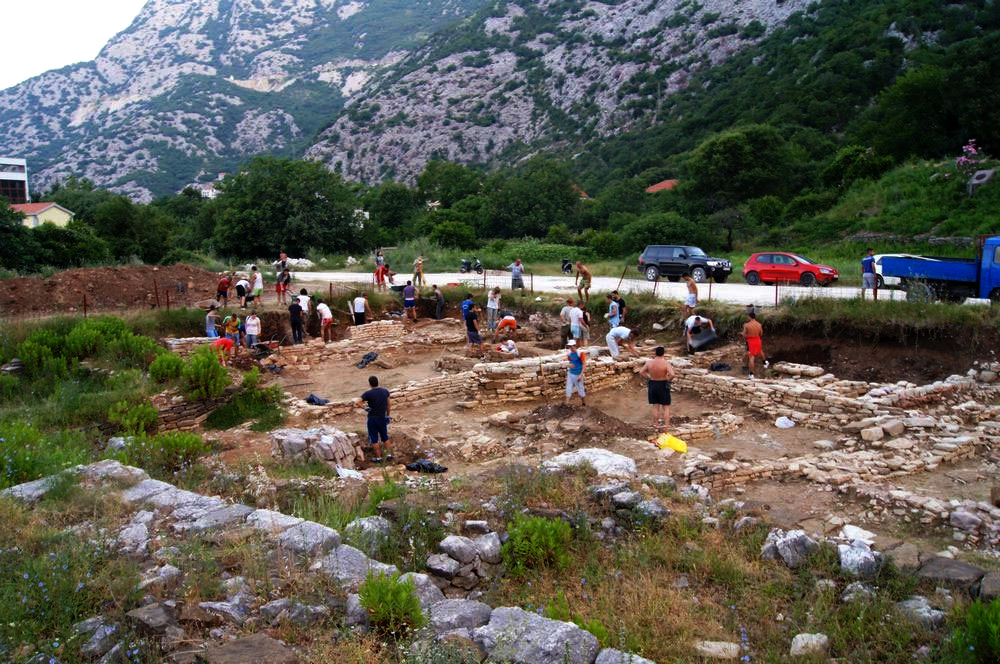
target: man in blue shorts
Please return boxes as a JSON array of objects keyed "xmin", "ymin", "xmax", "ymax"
[
  {"xmin": 355, "ymin": 376, "xmax": 393, "ymax": 463},
  {"xmin": 403, "ymin": 280, "xmax": 417, "ymax": 321}
]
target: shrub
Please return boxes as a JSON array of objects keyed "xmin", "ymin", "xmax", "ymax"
[
  {"xmin": 241, "ymin": 366, "xmax": 261, "ymax": 390},
  {"xmin": 0, "ymin": 374, "xmax": 20, "ymax": 402},
  {"xmin": 121, "ymin": 431, "xmax": 210, "ymax": 478},
  {"xmin": 183, "ymin": 346, "xmax": 230, "ymax": 400},
  {"xmin": 64, "ymin": 325, "xmax": 103, "ymax": 359},
  {"xmin": 203, "ymin": 384, "xmax": 284, "ymax": 432},
  {"xmin": 358, "ymin": 572, "xmax": 425, "ymax": 636},
  {"xmin": 149, "ymin": 353, "xmax": 185, "ymax": 383},
  {"xmin": 502, "ymin": 515, "xmax": 573, "ymax": 576},
  {"xmin": 0, "ymin": 420, "xmax": 91, "ymax": 490},
  {"xmin": 950, "ymin": 598, "xmax": 1000, "ymax": 663},
  {"xmin": 544, "ymin": 591, "xmax": 612, "ymax": 646},
  {"xmin": 16, "ymin": 340, "xmax": 58, "ymax": 379},
  {"xmin": 108, "ymin": 399, "xmax": 159, "ymax": 436},
  {"xmin": 105, "ymin": 332, "xmax": 162, "ymax": 368},
  {"xmin": 587, "ymin": 230, "xmax": 623, "ymax": 258}
]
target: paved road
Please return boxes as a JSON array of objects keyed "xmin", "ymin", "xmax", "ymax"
[{"xmin": 297, "ymin": 271, "xmax": 905, "ymax": 307}]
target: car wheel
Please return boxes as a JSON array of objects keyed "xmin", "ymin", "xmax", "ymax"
[
  {"xmin": 644, "ymin": 265, "xmax": 660, "ymax": 282},
  {"xmin": 876, "ymin": 275, "xmax": 885, "ymax": 289},
  {"xmin": 745, "ymin": 271, "xmax": 760, "ymax": 286},
  {"xmin": 714, "ymin": 274, "xmax": 728, "ymax": 284},
  {"xmin": 691, "ymin": 267, "xmax": 707, "ymax": 283},
  {"xmin": 799, "ymin": 272, "xmax": 816, "ymax": 287}
]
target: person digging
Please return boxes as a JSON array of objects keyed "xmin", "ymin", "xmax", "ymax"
[{"xmin": 355, "ymin": 375, "xmax": 393, "ymax": 463}]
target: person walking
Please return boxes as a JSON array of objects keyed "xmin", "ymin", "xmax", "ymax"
[
  {"xmin": 412, "ymin": 255, "xmax": 425, "ymax": 287},
  {"xmin": 861, "ymin": 247, "xmax": 878, "ymax": 301},
  {"xmin": 245, "ymin": 309, "xmax": 261, "ymax": 349},
  {"xmin": 352, "ymin": 292, "xmax": 371, "ymax": 326},
  {"xmin": 564, "ymin": 340, "xmax": 586, "ymax": 406},
  {"xmin": 559, "ymin": 297, "xmax": 574, "ymax": 348},
  {"xmin": 605, "ymin": 293, "xmax": 620, "ymax": 328},
  {"xmin": 316, "ymin": 299, "xmax": 334, "ymax": 343},
  {"xmin": 432, "ymin": 284, "xmax": 445, "ymax": 320},
  {"xmin": 682, "ymin": 276, "xmax": 698, "ymax": 317},
  {"xmin": 486, "ymin": 287, "xmax": 501, "ymax": 331},
  {"xmin": 355, "ymin": 376, "xmax": 393, "ymax": 463},
  {"xmin": 741, "ymin": 311, "xmax": 766, "ymax": 379},
  {"xmin": 606, "ymin": 326, "xmax": 636, "ymax": 359},
  {"xmin": 276, "ymin": 269, "xmax": 292, "ymax": 305},
  {"xmin": 639, "ymin": 346, "xmax": 676, "ymax": 432},
  {"xmin": 288, "ymin": 298, "xmax": 305, "ymax": 344},
  {"xmin": 575, "ymin": 262, "xmax": 593, "ymax": 304},
  {"xmin": 508, "ymin": 259, "xmax": 526, "ymax": 295},
  {"xmin": 403, "ymin": 281, "xmax": 417, "ymax": 321}
]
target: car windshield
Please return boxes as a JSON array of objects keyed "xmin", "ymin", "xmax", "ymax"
[
  {"xmin": 790, "ymin": 254, "xmax": 814, "ymax": 265},
  {"xmin": 686, "ymin": 247, "xmax": 707, "ymax": 257}
]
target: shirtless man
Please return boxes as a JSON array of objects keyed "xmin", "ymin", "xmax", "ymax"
[
  {"xmin": 741, "ymin": 311, "xmax": 765, "ymax": 379},
  {"xmin": 683, "ymin": 275, "xmax": 698, "ymax": 317},
  {"xmin": 575, "ymin": 261, "xmax": 593, "ymax": 305},
  {"xmin": 639, "ymin": 346, "xmax": 676, "ymax": 432}
]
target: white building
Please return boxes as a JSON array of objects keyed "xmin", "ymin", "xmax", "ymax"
[{"xmin": 0, "ymin": 157, "xmax": 30, "ymax": 204}]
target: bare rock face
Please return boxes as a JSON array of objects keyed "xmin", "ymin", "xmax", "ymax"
[{"xmin": 472, "ymin": 607, "xmax": 600, "ymax": 664}]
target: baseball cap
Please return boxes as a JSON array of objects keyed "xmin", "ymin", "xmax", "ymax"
[{"xmin": 566, "ymin": 340, "xmax": 577, "ymax": 346}]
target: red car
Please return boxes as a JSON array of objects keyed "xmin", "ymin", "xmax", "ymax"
[{"xmin": 743, "ymin": 252, "xmax": 839, "ymax": 286}]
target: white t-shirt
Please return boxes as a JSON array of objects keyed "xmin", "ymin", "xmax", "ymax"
[
  {"xmin": 559, "ymin": 305, "xmax": 572, "ymax": 324},
  {"xmin": 684, "ymin": 316, "xmax": 711, "ymax": 331},
  {"xmin": 252, "ymin": 272, "xmax": 263, "ymax": 290},
  {"xmin": 569, "ymin": 307, "xmax": 584, "ymax": 327},
  {"xmin": 353, "ymin": 296, "xmax": 366, "ymax": 313},
  {"xmin": 245, "ymin": 316, "xmax": 261, "ymax": 335},
  {"xmin": 316, "ymin": 303, "xmax": 332, "ymax": 321},
  {"xmin": 236, "ymin": 279, "xmax": 250, "ymax": 290},
  {"xmin": 608, "ymin": 326, "xmax": 631, "ymax": 341},
  {"xmin": 487, "ymin": 293, "xmax": 500, "ymax": 309},
  {"xmin": 297, "ymin": 294, "xmax": 311, "ymax": 310}
]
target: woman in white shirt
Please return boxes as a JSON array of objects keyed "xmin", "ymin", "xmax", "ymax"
[
  {"xmin": 486, "ymin": 287, "xmax": 501, "ymax": 331},
  {"xmin": 245, "ymin": 310, "xmax": 261, "ymax": 348}
]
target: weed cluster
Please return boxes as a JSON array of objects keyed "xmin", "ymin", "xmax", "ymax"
[
  {"xmin": 358, "ymin": 572, "xmax": 425, "ymax": 636},
  {"xmin": 203, "ymin": 368, "xmax": 284, "ymax": 432},
  {"xmin": 502, "ymin": 515, "xmax": 573, "ymax": 577}
]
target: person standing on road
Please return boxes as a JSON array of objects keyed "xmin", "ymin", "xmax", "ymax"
[
  {"xmin": 639, "ymin": 346, "xmax": 676, "ymax": 432},
  {"xmin": 353, "ymin": 292, "xmax": 371, "ymax": 326},
  {"xmin": 605, "ymin": 293, "xmax": 620, "ymax": 328},
  {"xmin": 683, "ymin": 276, "xmax": 698, "ymax": 317},
  {"xmin": 861, "ymin": 248, "xmax": 878, "ymax": 301},
  {"xmin": 245, "ymin": 309, "xmax": 261, "ymax": 349},
  {"xmin": 741, "ymin": 311, "xmax": 765, "ymax": 379},
  {"xmin": 559, "ymin": 297, "xmax": 574, "ymax": 348},
  {"xmin": 486, "ymin": 287, "xmax": 501, "ymax": 330},
  {"xmin": 432, "ymin": 284, "xmax": 446, "ymax": 320},
  {"xmin": 316, "ymin": 299, "xmax": 334, "ymax": 343},
  {"xmin": 355, "ymin": 375, "xmax": 393, "ymax": 463},
  {"xmin": 606, "ymin": 326, "xmax": 636, "ymax": 359},
  {"xmin": 288, "ymin": 298, "xmax": 305, "ymax": 344},
  {"xmin": 564, "ymin": 340, "xmax": 586, "ymax": 406},
  {"xmin": 412, "ymin": 255, "xmax": 425, "ymax": 287},
  {"xmin": 575, "ymin": 262, "xmax": 593, "ymax": 305},
  {"xmin": 509, "ymin": 259, "xmax": 526, "ymax": 295},
  {"xmin": 403, "ymin": 281, "xmax": 417, "ymax": 321}
]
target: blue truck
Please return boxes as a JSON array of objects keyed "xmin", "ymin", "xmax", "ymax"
[{"xmin": 880, "ymin": 235, "xmax": 1000, "ymax": 302}]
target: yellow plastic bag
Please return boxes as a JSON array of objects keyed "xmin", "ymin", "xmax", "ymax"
[{"xmin": 656, "ymin": 433, "xmax": 688, "ymax": 454}]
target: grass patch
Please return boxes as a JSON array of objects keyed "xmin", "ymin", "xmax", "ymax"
[{"xmin": 204, "ymin": 384, "xmax": 286, "ymax": 432}]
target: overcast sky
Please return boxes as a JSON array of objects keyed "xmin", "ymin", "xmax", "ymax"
[{"xmin": 1, "ymin": 0, "xmax": 148, "ymax": 90}]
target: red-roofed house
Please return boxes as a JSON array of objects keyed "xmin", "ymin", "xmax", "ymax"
[
  {"xmin": 11, "ymin": 202, "xmax": 75, "ymax": 228},
  {"xmin": 645, "ymin": 179, "xmax": 679, "ymax": 194}
]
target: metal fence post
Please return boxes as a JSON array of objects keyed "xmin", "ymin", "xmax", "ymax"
[
  {"xmin": 708, "ymin": 279, "xmax": 712, "ymax": 303},
  {"xmin": 530, "ymin": 272, "xmax": 533, "ymax": 294},
  {"xmin": 774, "ymin": 281, "xmax": 779, "ymax": 307},
  {"xmin": 83, "ymin": 293, "xmax": 88, "ymax": 318},
  {"xmin": 165, "ymin": 290, "xmax": 171, "ymax": 312},
  {"xmin": 153, "ymin": 280, "xmax": 161, "ymax": 308}
]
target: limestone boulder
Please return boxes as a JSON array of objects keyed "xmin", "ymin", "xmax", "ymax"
[
  {"xmin": 543, "ymin": 448, "xmax": 637, "ymax": 478},
  {"xmin": 473, "ymin": 607, "xmax": 600, "ymax": 664}
]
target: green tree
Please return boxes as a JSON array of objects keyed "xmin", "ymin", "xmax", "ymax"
[
  {"xmin": 429, "ymin": 216, "xmax": 477, "ymax": 249},
  {"xmin": 41, "ymin": 177, "xmax": 114, "ymax": 224},
  {"xmin": 151, "ymin": 187, "xmax": 208, "ymax": 250},
  {"xmin": 482, "ymin": 156, "xmax": 580, "ymax": 238},
  {"xmin": 417, "ymin": 160, "xmax": 484, "ymax": 208},
  {"xmin": 363, "ymin": 181, "xmax": 422, "ymax": 243},
  {"xmin": 30, "ymin": 221, "xmax": 111, "ymax": 268},
  {"xmin": 212, "ymin": 157, "xmax": 361, "ymax": 258},
  {"xmin": 91, "ymin": 196, "xmax": 173, "ymax": 264},
  {"xmin": 618, "ymin": 212, "xmax": 709, "ymax": 254},
  {"xmin": 0, "ymin": 205, "xmax": 37, "ymax": 271}
]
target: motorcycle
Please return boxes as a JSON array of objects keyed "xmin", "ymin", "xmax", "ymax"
[
  {"xmin": 460, "ymin": 257, "xmax": 484, "ymax": 274},
  {"xmin": 561, "ymin": 258, "xmax": 573, "ymax": 275}
]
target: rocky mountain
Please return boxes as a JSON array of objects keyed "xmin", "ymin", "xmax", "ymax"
[
  {"xmin": 305, "ymin": 0, "xmax": 812, "ymax": 183},
  {"xmin": 0, "ymin": 0, "xmax": 486, "ymax": 200}
]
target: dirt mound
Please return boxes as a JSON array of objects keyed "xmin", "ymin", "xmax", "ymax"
[
  {"xmin": 0, "ymin": 264, "xmax": 220, "ymax": 315},
  {"xmin": 525, "ymin": 403, "xmax": 651, "ymax": 440}
]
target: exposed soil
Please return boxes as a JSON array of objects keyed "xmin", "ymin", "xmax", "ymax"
[
  {"xmin": 765, "ymin": 333, "xmax": 974, "ymax": 383},
  {"xmin": 0, "ymin": 264, "xmax": 220, "ymax": 315}
]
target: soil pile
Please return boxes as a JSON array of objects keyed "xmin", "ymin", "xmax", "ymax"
[{"xmin": 0, "ymin": 264, "xmax": 219, "ymax": 315}]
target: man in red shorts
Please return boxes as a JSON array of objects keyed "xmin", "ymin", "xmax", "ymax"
[
  {"xmin": 211, "ymin": 336, "xmax": 235, "ymax": 366},
  {"xmin": 493, "ymin": 313, "xmax": 517, "ymax": 341},
  {"xmin": 741, "ymin": 311, "xmax": 765, "ymax": 380}
]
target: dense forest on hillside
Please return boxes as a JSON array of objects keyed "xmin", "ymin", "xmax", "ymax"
[{"xmin": 2, "ymin": 0, "xmax": 999, "ymax": 273}]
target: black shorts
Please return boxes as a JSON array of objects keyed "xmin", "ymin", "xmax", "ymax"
[
  {"xmin": 648, "ymin": 380, "xmax": 671, "ymax": 405},
  {"xmin": 354, "ymin": 312, "xmax": 366, "ymax": 326},
  {"xmin": 235, "ymin": 285, "xmax": 247, "ymax": 297}
]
